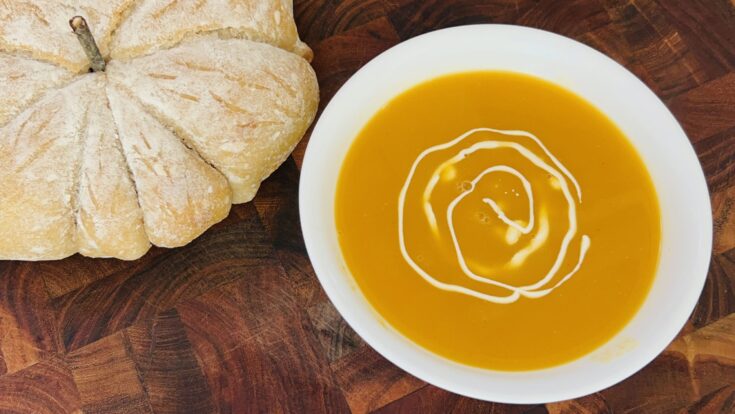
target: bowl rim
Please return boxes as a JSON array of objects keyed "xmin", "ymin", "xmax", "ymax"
[{"xmin": 299, "ymin": 24, "xmax": 712, "ymax": 403}]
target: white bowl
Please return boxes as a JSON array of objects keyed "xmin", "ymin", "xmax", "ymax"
[{"xmin": 299, "ymin": 25, "xmax": 712, "ymax": 403}]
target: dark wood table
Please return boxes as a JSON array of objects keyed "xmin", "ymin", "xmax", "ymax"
[{"xmin": 1, "ymin": 1, "xmax": 734, "ymax": 413}]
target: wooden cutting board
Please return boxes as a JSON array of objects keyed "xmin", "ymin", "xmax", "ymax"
[{"xmin": 1, "ymin": 1, "xmax": 734, "ymax": 413}]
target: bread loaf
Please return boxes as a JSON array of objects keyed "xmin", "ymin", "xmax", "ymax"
[{"xmin": 0, "ymin": 0, "xmax": 319, "ymax": 260}]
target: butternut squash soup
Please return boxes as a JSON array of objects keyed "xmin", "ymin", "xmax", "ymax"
[{"xmin": 335, "ymin": 71, "xmax": 661, "ymax": 371}]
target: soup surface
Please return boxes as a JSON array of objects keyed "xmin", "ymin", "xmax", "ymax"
[{"xmin": 335, "ymin": 71, "xmax": 660, "ymax": 370}]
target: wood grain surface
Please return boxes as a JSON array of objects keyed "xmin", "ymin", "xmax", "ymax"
[{"xmin": 1, "ymin": 1, "xmax": 734, "ymax": 413}]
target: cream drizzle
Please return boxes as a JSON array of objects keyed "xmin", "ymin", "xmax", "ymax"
[{"xmin": 398, "ymin": 128, "xmax": 591, "ymax": 304}]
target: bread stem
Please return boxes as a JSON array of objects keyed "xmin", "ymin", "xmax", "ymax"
[{"xmin": 69, "ymin": 16, "xmax": 106, "ymax": 72}]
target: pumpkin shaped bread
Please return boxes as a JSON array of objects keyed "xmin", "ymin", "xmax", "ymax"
[{"xmin": 0, "ymin": 0, "xmax": 319, "ymax": 260}]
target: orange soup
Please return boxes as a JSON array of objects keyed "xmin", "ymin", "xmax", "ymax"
[{"xmin": 335, "ymin": 71, "xmax": 661, "ymax": 371}]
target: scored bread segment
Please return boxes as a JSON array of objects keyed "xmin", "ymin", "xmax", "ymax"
[
  {"xmin": 109, "ymin": 0, "xmax": 312, "ymax": 62},
  {"xmin": 0, "ymin": 76, "xmax": 96, "ymax": 260},
  {"xmin": 106, "ymin": 84, "xmax": 232, "ymax": 248},
  {"xmin": 76, "ymin": 76, "xmax": 149, "ymax": 260}
]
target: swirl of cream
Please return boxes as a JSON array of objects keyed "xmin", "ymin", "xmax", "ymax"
[{"xmin": 398, "ymin": 128, "xmax": 591, "ymax": 304}]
